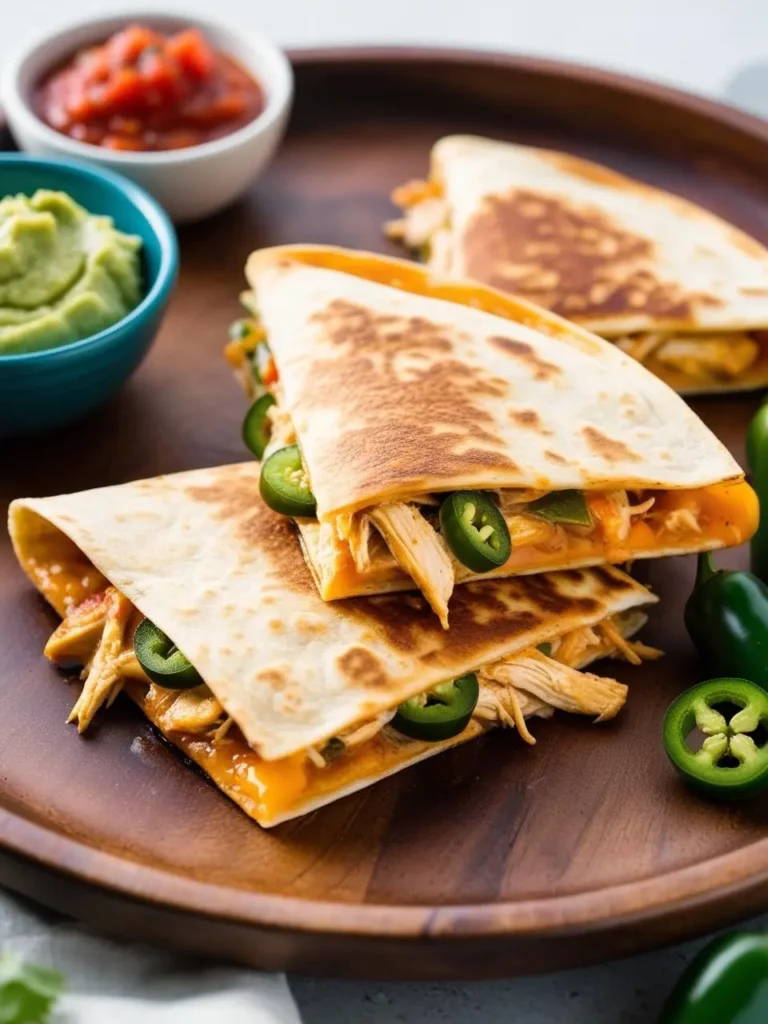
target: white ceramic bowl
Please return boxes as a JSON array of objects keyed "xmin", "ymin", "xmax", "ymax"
[{"xmin": 1, "ymin": 11, "xmax": 293, "ymax": 223}]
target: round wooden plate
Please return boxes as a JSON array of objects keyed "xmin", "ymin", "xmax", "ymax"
[{"xmin": 1, "ymin": 49, "xmax": 768, "ymax": 980}]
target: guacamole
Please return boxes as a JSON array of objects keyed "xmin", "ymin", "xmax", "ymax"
[{"xmin": 0, "ymin": 190, "xmax": 143, "ymax": 355}]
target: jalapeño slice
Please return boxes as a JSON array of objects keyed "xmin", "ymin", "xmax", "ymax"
[
  {"xmin": 259, "ymin": 445, "xmax": 317, "ymax": 518},
  {"xmin": 242, "ymin": 393, "xmax": 276, "ymax": 460},
  {"xmin": 392, "ymin": 673, "xmax": 480, "ymax": 742},
  {"xmin": 439, "ymin": 491, "xmax": 511, "ymax": 573},
  {"xmin": 663, "ymin": 678, "xmax": 768, "ymax": 799},
  {"xmin": 527, "ymin": 489, "xmax": 592, "ymax": 526},
  {"xmin": 134, "ymin": 619, "xmax": 203, "ymax": 690}
]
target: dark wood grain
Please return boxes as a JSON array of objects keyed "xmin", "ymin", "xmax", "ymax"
[{"xmin": 1, "ymin": 48, "xmax": 768, "ymax": 980}]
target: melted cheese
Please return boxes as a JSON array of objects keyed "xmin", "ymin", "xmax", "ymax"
[
  {"xmin": 136, "ymin": 682, "xmax": 484, "ymax": 825},
  {"xmin": 317, "ymin": 480, "xmax": 758, "ymax": 599}
]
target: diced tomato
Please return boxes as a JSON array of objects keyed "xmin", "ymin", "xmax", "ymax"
[
  {"xmin": 161, "ymin": 129, "xmax": 204, "ymax": 150},
  {"xmin": 138, "ymin": 51, "xmax": 183, "ymax": 102},
  {"xmin": 106, "ymin": 24, "xmax": 163, "ymax": 66},
  {"xmin": 34, "ymin": 23, "xmax": 264, "ymax": 152},
  {"xmin": 184, "ymin": 93, "xmax": 247, "ymax": 126},
  {"xmin": 261, "ymin": 357, "xmax": 278, "ymax": 387},
  {"xmin": 100, "ymin": 134, "xmax": 147, "ymax": 151},
  {"xmin": 101, "ymin": 67, "xmax": 146, "ymax": 113},
  {"xmin": 166, "ymin": 29, "xmax": 215, "ymax": 80}
]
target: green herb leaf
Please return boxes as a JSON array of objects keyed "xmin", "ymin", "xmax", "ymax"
[{"xmin": 0, "ymin": 954, "xmax": 64, "ymax": 1024}]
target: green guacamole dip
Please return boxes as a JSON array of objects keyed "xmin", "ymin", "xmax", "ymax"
[{"xmin": 0, "ymin": 189, "xmax": 143, "ymax": 356}]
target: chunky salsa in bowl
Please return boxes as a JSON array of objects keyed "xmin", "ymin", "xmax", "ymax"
[{"xmin": 33, "ymin": 24, "xmax": 266, "ymax": 153}]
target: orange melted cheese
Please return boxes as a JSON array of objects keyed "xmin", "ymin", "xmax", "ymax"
[
  {"xmin": 318, "ymin": 480, "xmax": 758, "ymax": 599},
  {"xmin": 134, "ymin": 682, "xmax": 480, "ymax": 826}
]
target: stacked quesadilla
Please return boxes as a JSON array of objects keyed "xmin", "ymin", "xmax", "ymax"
[
  {"xmin": 388, "ymin": 136, "xmax": 768, "ymax": 394},
  {"xmin": 10, "ymin": 463, "xmax": 660, "ymax": 827},
  {"xmin": 226, "ymin": 245, "xmax": 757, "ymax": 627}
]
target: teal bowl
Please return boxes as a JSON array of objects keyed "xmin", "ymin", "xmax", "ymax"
[{"xmin": 0, "ymin": 155, "xmax": 178, "ymax": 437}]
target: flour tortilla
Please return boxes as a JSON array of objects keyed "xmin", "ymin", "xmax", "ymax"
[
  {"xmin": 9, "ymin": 462, "xmax": 655, "ymax": 762},
  {"xmin": 245, "ymin": 245, "xmax": 742, "ymax": 523},
  {"xmin": 9, "ymin": 463, "xmax": 655, "ymax": 825},
  {"xmin": 401, "ymin": 136, "xmax": 768, "ymax": 392}
]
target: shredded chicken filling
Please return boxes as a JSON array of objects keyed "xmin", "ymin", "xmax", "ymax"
[
  {"xmin": 335, "ymin": 487, "xmax": 684, "ymax": 619},
  {"xmin": 616, "ymin": 331, "xmax": 761, "ymax": 382},
  {"xmin": 46, "ymin": 586, "xmax": 660, "ymax": 776}
]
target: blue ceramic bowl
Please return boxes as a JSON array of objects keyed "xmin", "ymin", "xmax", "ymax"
[{"xmin": 0, "ymin": 155, "xmax": 178, "ymax": 437}]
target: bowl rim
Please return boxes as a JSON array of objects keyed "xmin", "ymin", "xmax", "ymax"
[
  {"xmin": 0, "ymin": 10, "xmax": 294, "ymax": 167},
  {"xmin": 0, "ymin": 153, "xmax": 178, "ymax": 364}
]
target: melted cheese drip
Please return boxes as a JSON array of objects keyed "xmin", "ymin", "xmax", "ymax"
[{"xmin": 317, "ymin": 480, "xmax": 758, "ymax": 600}]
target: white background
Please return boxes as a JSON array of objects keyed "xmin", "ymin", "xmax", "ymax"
[{"xmin": 3, "ymin": 1, "xmax": 768, "ymax": 1021}]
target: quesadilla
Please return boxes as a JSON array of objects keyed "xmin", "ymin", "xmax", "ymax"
[
  {"xmin": 9, "ymin": 462, "xmax": 660, "ymax": 828},
  {"xmin": 225, "ymin": 244, "xmax": 756, "ymax": 626},
  {"xmin": 387, "ymin": 135, "xmax": 768, "ymax": 394}
]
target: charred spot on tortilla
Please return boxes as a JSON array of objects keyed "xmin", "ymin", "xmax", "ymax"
[
  {"xmin": 509, "ymin": 408, "xmax": 547, "ymax": 432},
  {"xmin": 299, "ymin": 302, "xmax": 518, "ymax": 489},
  {"xmin": 544, "ymin": 449, "xmax": 569, "ymax": 465},
  {"xmin": 187, "ymin": 478, "xmax": 315, "ymax": 595},
  {"xmin": 463, "ymin": 191, "xmax": 722, "ymax": 321},
  {"xmin": 590, "ymin": 565, "xmax": 636, "ymax": 593},
  {"xmin": 487, "ymin": 335, "xmax": 561, "ymax": 381},
  {"xmin": 312, "ymin": 299, "xmax": 451, "ymax": 353},
  {"xmin": 254, "ymin": 666, "xmax": 291, "ymax": 691},
  {"xmin": 336, "ymin": 647, "xmax": 389, "ymax": 689},
  {"xmin": 583, "ymin": 426, "xmax": 642, "ymax": 464},
  {"xmin": 500, "ymin": 572, "xmax": 601, "ymax": 617},
  {"xmin": 294, "ymin": 616, "xmax": 329, "ymax": 637}
]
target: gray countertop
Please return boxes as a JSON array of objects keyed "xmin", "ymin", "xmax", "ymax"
[{"xmin": 2, "ymin": 1, "xmax": 767, "ymax": 1020}]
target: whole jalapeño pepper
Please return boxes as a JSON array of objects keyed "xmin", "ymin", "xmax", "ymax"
[
  {"xmin": 684, "ymin": 552, "xmax": 768, "ymax": 692},
  {"xmin": 747, "ymin": 401, "xmax": 768, "ymax": 582},
  {"xmin": 661, "ymin": 931, "xmax": 768, "ymax": 1023}
]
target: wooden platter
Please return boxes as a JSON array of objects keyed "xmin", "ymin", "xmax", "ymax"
[{"xmin": 1, "ymin": 48, "xmax": 768, "ymax": 980}]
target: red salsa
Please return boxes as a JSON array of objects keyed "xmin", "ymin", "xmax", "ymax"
[{"xmin": 35, "ymin": 24, "xmax": 266, "ymax": 152}]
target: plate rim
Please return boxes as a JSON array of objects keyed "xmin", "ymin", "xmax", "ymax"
[{"xmin": 2, "ymin": 803, "xmax": 768, "ymax": 939}]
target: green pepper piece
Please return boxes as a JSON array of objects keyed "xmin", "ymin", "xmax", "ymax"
[
  {"xmin": 228, "ymin": 318, "xmax": 253, "ymax": 340},
  {"xmin": 259, "ymin": 445, "xmax": 317, "ymax": 518},
  {"xmin": 134, "ymin": 619, "xmax": 203, "ymax": 690},
  {"xmin": 527, "ymin": 490, "xmax": 592, "ymax": 526},
  {"xmin": 392, "ymin": 673, "xmax": 480, "ymax": 742},
  {"xmin": 746, "ymin": 401, "xmax": 768, "ymax": 475},
  {"xmin": 439, "ymin": 492, "xmax": 511, "ymax": 572},
  {"xmin": 662, "ymin": 678, "xmax": 768, "ymax": 799},
  {"xmin": 242, "ymin": 393, "xmax": 276, "ymax": 460},
  {"xmin": 661, "ymin": 931, "xmax": 768, "ymax": 1024},
  {"xmin": 748, "ymin": 402, "xmax": 768, "ymax": 582},
  {"xmin": 685, "ymin": 552, "xmax": 768, "ymax": 690},
  {"xmin": 536, "ymin": 642, "xmax": 552, "ymax": 656}
]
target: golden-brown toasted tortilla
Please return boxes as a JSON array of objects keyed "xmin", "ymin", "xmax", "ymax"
[
  {"xmin": 237, "ymin": 245, "xmax": 756, "ymax": 610},
  {"xmin": 388, "ymin": 136, "xmax": 768, "ymax": 394},
  {"xmin": 10, "ymin": 462, "xmax": 656, "ymax": 826}
]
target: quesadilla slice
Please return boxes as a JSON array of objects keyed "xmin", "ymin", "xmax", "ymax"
[
  {"xmin": 388, "ymin": 135, "xmax": 768, "ymax": 394},
  {"xmin": 225, "ymin": 244, "xmax": 756, "ymax": 625},
  {"xmin": 10, "ymin": 462, "xmax": 660, "ymax": 827}
]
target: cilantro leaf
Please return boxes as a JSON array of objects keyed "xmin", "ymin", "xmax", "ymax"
[{"xmin": 0, "ymin": 955, "xmax": 64, "ymax": 1024}]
